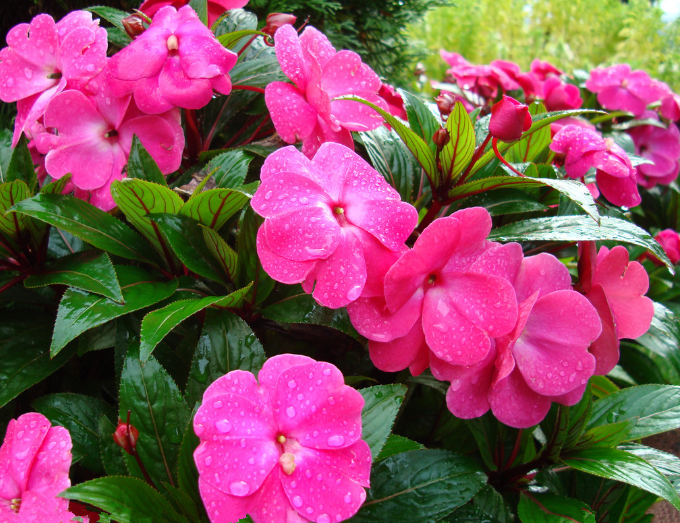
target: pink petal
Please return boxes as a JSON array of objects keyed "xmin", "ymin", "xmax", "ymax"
[
  {"xmin": 198, "ymin": 476, "xmax": 252, "ymax": 522},
  {"xmin": 346, "ymin": 290, "xmax": 422, "ymax": 342},
  {"xmin": 211, "ymin": 74, "xmax": 232, "ymax": 95},
  {"xmin": 59, "ymin": 26, "xmax": 107, "ymax": 80},
  {"xmin": 132, "ymin": 75, "xmax": 175, "ymax": 114},
  {"xmin": 12, "ymin": 80, "xmax": 65, "ymax": 147},
  {"xmin": 265, "ymin": 82, "xmax": 319, "ymax": 145},
  {"xmin": 256, "ymin": 226, "xmax": 316, "ymax": 284},
  {"xmin": 299, "ymin": 27, "xmax": 336, "ymax": 71},
  {"xmin": 585, "ymin": 64, "xmax": 630, "ymax": 93},
  {"xmin": 258, "ymin": 354, "xmax": 317, "ymax": 399},
  {"xmin": 489, "ymin": 370, "xmax": 552, "ymax": 429},
  {"xmin": 273, "ymin": 24, "xmax": 310, "ymax": 90},
  {"xmin": 15, "ymin": 491, "xmax": 72, "ymax": 521},
  {"xmin": 0, "ymin": 51, "xmax": 57, "ymax": 104},
  {"xmin": 25, "ymin": 425, "xmax": 72, "ymax": 497},
  {"xmin": 469, "ymin": 242, "xmax": 524, "ymax": 282},
  {"xmin": 272, "ymin": 362, "xmax": 364, "ymax": 450},
  {"xmin": 261, "ymin": 146, "xmax": 318, "ymax": 182},
  {"xmin": 252, "ymin": 171, "xmax": 331, "ymax": 218},
  {"xmin": 596, "ymin": 168, "xmax": 641, "ymax": 208},
  {"xmin": 330, "ymin": 94, "xmax": 387, "ymax": 132},
  {"xmin": 301, "ymin": 117, "xmax": 354, "ymax": 159},
  {"xmin": 6, "ymin": 15, "xmax": 59, "ymax": 68},
  {"xmin": 45, "ymin": 136, "xmax": 113, "ymax": 190},
  {"xmin": 597, "ymin": 86, "xmax": 647, "ymax": 116},
  {"xmin": 118, "ymin": 114, "xmax": 182, "ymax": 174},
  {"xmin": 440, "ymin": 208, "xmax": 494, "ymax": 272},
  {"xmin": 194, "ymin": 391, "xmax": 276, "ymax": 441},
  {"xmin": 368, "ymin": 318, "xmax": 429, "ymax": 373},
  {"xmin": 6, "ymin": 414, "xmax": 53, "ymax": 495},
  {"xmin": 550, "ymin": 383, "xmax": 588, "ymax": 407},
  {"xmin": 513, "ymin": 253, "xmax": 573, "ymax": 303},
  {"xmin": 177, "ymin": 34, "xmax": 237, "ymax": 79},
  {"xmin": 0, "ymin": 419, "xmax": 20, "ymax": 500},
  {"xmin": 264, "ymin": 207, "xmax": 341, "ymax": 262},
  {"xmin": 354, "ymin": 229, "xmax": 405, "ymax": 299},
  {"xmin": 106, "ymin": 29, "xmax": 169, "ymax": 81},
  {"xmin": 159, "ymin": 55, "xmax": 213, "ymax": 109},
  {"xmin": 247, "ymin": 468, "xmax": 309, "ymax": 523},
  {"xmin": 345, "ymin": 199, "xmax": 417, "ymax": 251},
  {"xmin": 202, "ymin": 370, "xmax": 262, "ymax": 403},
  {"xmin": 627, "ymin": 70, "xmax": 663, "ymax": 104}
]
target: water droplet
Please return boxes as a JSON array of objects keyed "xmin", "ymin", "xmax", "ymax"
[
  {"xmin": 346, "ymin": 284, "xmax": 362, "ymax": 301},
  {"xmin": 327, "ymin": 435, "xmax": 345, "ymax": 447},
  {"xmin": 286, "ymin": 406, "xmax": 296, "ymax": 418},
  {"xmin": 288, "ymin": 379, "xmax": 297, "ymax": 389},
  {"xmin": 344, "ymin": 493, "xmax": 352, "ymax": 504},
  {"xmin": 318, "ymin": 514, "xmax": 331, "ymax": 523},
  {"xmin": 24, "ymin": 68, "xmax": 32, "ymax": 79},
  {"xmin": 213, "ymin": 400, "xmax": 223, "ymax": 409},
  {"xmin": 293, "ymin": 496, "xmax": 303, "ymax": 507},
  {"xmin": 229, "ymin": 480, "xmax": 250, "ymax": 496},
  {"xmin": 204, "ymin": 456, "xmax": 213, "ymax": 466},
  {"xmin": 215, "ymin": 420, "xmax": 231, "ymax": 433}
]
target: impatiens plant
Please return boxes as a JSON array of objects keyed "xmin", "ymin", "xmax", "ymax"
[{"xmin": 2, "ymin": 2, "xmax": 680, "ymax": 523}]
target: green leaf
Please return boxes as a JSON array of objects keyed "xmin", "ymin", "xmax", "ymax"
[
  {"xmin": 180, "ymin": 188, "xmax": 251, "ymax": 230},
  {"xmin": 177, "ymin": 408, "xmax": 203, "ymax": 514},
  {"xmin": 465, "ymin": 414, "xmax": 499, "ymax": 471},
  {"xmin": 218, "ymin": 29, "xmax": 267, "ymax": 49},
  {"xmin": 6, "ymin": 135, "xmax": 37, "ymax": 192},
  {"xmin": 87, "ymin": 6, "xmax": 131, "ymax": 35},
  {"xmin": 348, "ymin": 449, "xmax": 487, "ymax": 523},
  {"xmin": 0, "ymin": 315, "xmax": 77, "ymax": 409},
  {"xmin": 399, "ymin": 88, "xmax": 440, "ymax": 154},
  {"xmin": 98, "ymin": 415, "xmax": 127, "ymax": 477},
  {"xmin": 119, "ymin": 349, "xmax": 191, "ymax": 488},
  {"xmin": 24, "ymin": 250, "xmax": 123, "ymax": 302},
  {"xmin": 507, "ymin": 102, "xmax": 551, "ymax": 164},
  {"xmin": 261, "ymin": 292, "xmax": 359, "ymax": 339},
  {"xmin": 488, "ymin": 215, "xmax": 672, "ymax": 271},
  {"xmin": 201, "ymin": 149, "xmax": 253, "ymax": 189},
  {"xmin": 0, "ymin": 180, "xmax": 30, "ymax": 238},
  {"xmin": 339, "ymin": 95, "xmax": 439, "ymax": 187},
  {"xmin": 587, "ymin": 385, "xmax": 680, "ymax": 440},
  {"xmin": 41, "ymin": 173, "xmax": 72, "ymax": 195},
  {"xmin": 635, "ymin": 303, "xmax": 680, "ymax": 381},
  {"xmin": 441, "ymin": 101, "xmax": 476, "ymax": 181},
  {"xmin": 619, "ymin": 443, "xmax": 680, "ymax": 478},
  {"xmin": 563, "ymin": 388, "xmax": 593, "ymax": 450},
  {"xmin": 360, "ymin": 384, "xmax": 407, "ymax": 459},
  {"xmin": 608, "ymin": 485, "xmax": 658, "ymax": 523},
  {"xmin": 127, "ymin": 136, "xmax": 168, "ymax": 186},
  {"xmin": 61, "ymin": 476, "xmax": 187, "ymax": 523},
  {"xmin": 235, "ymin": 206, "xmax": 274, "ymax": 304},
  {"xmin": 51, "ymin": 266, "xmax": 178, "ymax": 355},
  {"xmin": 201, "ymin": 225, "xmax": 237, "ymax": 282},
  {"xmin": 376, "ymin": 434, "xmax": 424, "ymax": 461},
  {"xmin": 110, "ymin": 179, "xmax": 183, "ymax": 267},
  {"xmin": 360, "ymin": 126, "xmax": 417, "ymax": 201},
  {"xmin": 0, "ymin": 128, "xmax": 13, "ymax": 183},
  {"xmin": 561, "ymin": 448, "xmax": 680, "ymax": 511},
  {"xmin": 12, "ymin": 193, "xmax": 159, "ymax": 264},
  {"xmin": 188, "ymin": 0, "xmax": 208, "ymax": 24},
  {"xmin": 230, "ymin": 49, "xmax": 285, "ymax": 88},
  {"xmin": 449, "ymin": 175, "xmax": 598, "ymax": 222},
  {"xmin": 518, "ymin": 492, "xmax": 596, "ymax": 523},
  {"xmin": 475, "ymin": 485, "xmax": 515, "ymax": 523},
  {"xmin": 32, "ymin": 393, "xmax": 116, "ymax": 474},
  {"xmin": 573, "ymin": 419, "xmax": 636, "ymax": 450},
  {"xmin": 150, "ymin": 213, "xmax": 227, "ymax": 283},
  {"xmin": 185, "ymin": 309, "xmax": 265, "ymax": 406}
]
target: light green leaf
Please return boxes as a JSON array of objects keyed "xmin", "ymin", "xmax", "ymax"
[
  {"xmin": 441, "ymin": 101, "xmax": 475, "ymax": 180},
  {"xmin": 360, "ymin": 384, "xmax": 407, "ymax": 459},
  {"xmin": 180, "ymin": 188, "xmax": 251, "ymax": 230},
  {"xmin": 201, "ymin": 225, "xmax": 237, "ymax": 282}
]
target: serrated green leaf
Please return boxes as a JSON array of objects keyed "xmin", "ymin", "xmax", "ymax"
[
  {"xmin": 150, "ymin": 213, "xmax": 227, "ymax": 283},
  {"xmin": 348, "ymin": 449, "xmax": 486, "ymax": 523},
  {"xmin": 127, "ymin": 136, "xmax": 168, "ymax": 186},
  {"xmin": 230, "ymin": 48, "xmax": 285, "ymax": 88},
  {"xmin": 399, "ymin": 88, "xmax": 440, "ymax": 154},
  {"xmin": 474, "ymin": 485, "xmax": 515, "ymax": 523},
  {"xmin": 60, "ymin": 476, "xmax": 187, "ymax": 523},
  {"xmin": 33, "ymin": 393, "xmax": 116, "ymax": 474},
  {"xmin": 574, "ymin": 419, "xmax": 636, "ymax": 450},
  {"xmin": 202, "ymin": 149, "xmax": 253, "ymax": 189},
  {"xmin": 87, "ymin": 6, "xmax": 132, "ymax": 35},
  {"xmin": 41, "ymin": 173, "xmax": 72, "ymax": 195},
  {"xmin": 0, "ymin": 180, "xmax": 30, "ymax": 238},
  {"xmin": 441, "ymin": 101, "xmax": 476, "ymax": 181},
  {"xmin": 376, "ymin": 434, "xmax": 424, "ymax": 461},
  {"xmin": 635, "ymin": 303, "xmax": 680, "ymax": 381},
  {"xmin": 360, "ymin": 384, "xmax": 407, "ymax": 459},
  {"xmin": 518, "ymin": 492, "xmax": 595, "ymax": 523},
  {"xmin": 201, "ymin": 225, "xmax": 237, "ymax": 282},
  {"xmin": 218, "ymin": 29, "xmax": 266, "ymax": 49},
  {"xmin": 25, "ymin": 250, "xmax": 123, "ymax": 302},
  {"xmin": 177, "ymin": 409, "xmax": 204, "ymax": 517},
  {"xmin": 563, "ymin": 388, "xmax": 593, "ymax": 450},
  {"xmin": 235, "ymin": 206, "xmax": 274, "ymax": 304},
  {"xmin": 180, "ymin": 188, "xmax": 250, "ymax": 230},
  {"xmin": 587, "ymin": 385, "xmax": 680, "ymax": 440},
  {"xmin": 561, "ymin": 448, "xmax": 680, "ymax": 510},
  {"xmin": 98, "ymin": 415, "xmax": 127, "ymax": 477},
  {"xmin": 11, "ymin": 193, "xmax": 159, "ymax": 263},
  {"xmin": 6, "ymin": 135, "xmax": 37, "ymax": 192},
  {"xmin": 507, "ymin": 102, "xmax": 551, "ymax": 164},
  {"xmin": 185, "ymin": 309, "xmax": 265, "ymax": 406},
  {"xmin": 488, "ymin": 216, "xmax": 671, "ymax": 271},
  {"xmin": 51, "ymin": 266, "xmax": 178, "ymax": 355}
]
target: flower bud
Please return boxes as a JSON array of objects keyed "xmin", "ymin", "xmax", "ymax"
[
  {"xmin": 436, "ymin": 93, "xmax": 455, "ymax": 118},
  {"xmin": 414, "ymin": 63, "xmax": 426, "ymax": 77},
  {"xmin": 489, "ymin": 95, "xmax": 532, "ymax": 142},
  {"xmin": 113, "ymin": 419, "xmax": 139, "ymax": 455},
  {"xmin": 122, "ymin": 14, "xmax": 146, "ymax": 40},
  {"xmin": 262, "ymin": 13, "xmax": 297, "ymax": 37},
  {"xmin": 433, "ymin": 128, "xmax": 450, "ymax": 148}
]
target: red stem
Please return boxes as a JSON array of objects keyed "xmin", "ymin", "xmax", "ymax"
[
  {"xmin": 231, "ymin": 85, "xmax": 266, "ymax": 94},
  {"xmin": 0, "ymin": 273, "xmax": 27, "ymax": 295},
  {"xmin": 458, "ymin": 133, "xmax": 491, "ymax": 186},
  {"xmin": 241, "ymin": 116, "xmax": 271, "ymax": 146},
  {"xmin": 184, "ymin": 109, "xmax": 202, "ymax": 164},
  {"xmin": 237, "ymin": 35, "xmax": 260, "ymax": 57},
  {"xmin": 492, "ymin": 137, "xmax": 525, "ymax": 177},
  {"xmin": 203, "ymin": 92, "xmax": 233, "ymax": 151},
  {"xmin": 416, "ymin": 200, "xmax": 443, "ymax": 233},
  {"xmin": 126, "ymin": 410, "xmax": 157, "ymax": 491}
]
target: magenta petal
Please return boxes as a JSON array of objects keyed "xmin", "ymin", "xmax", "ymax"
[
  {"xmin": 513, "ymin": 252, "xmax": 573, "ymax": 303},
  {"xmin": 252, "ymin": 171, "xmax": 331, "ymax": 218},
  {"xmin": 107, "ymin": 30, "xmax": 169, "ymax": 81},
  {"xmin": 24, "ymin": 425, "xmax": 72, "ymax": 497},
  {"xmin": 248, "ymin": 469, "xmax": 309, "ymax": 523},
  {"xmin": 132, "ymin": 75, "xmax": 175, "ymax": 114},
  {"xmin": 301, "ymin": 117, "xmax": 354, "ymax": 159},
  {"xmin": 299, "ymin": 26, "xmax": 336, "ymax": 70},
  {"xmin": 202, "ymin": 370, "xmax": 263, "ymax": 404},
  {"xmin": 368, "ymin": 319, "xmax": 429, "ymax": 373},
  {"xmin": 489, "ymin": 370, "xmax": 552, "ymax": 429},
  {"xmin": 261, "ymin": 145, "xmax": 318, "ymax": 182},
  {"xmin": 198, "ymin": 476, "xmax": 252, "ymax": 522},
  {"xmin": 345, "ymin": 199, "xmax": 418, "ymax": 251},
  {"xmin": 15, "ymin": 491, "xmax": 71, "ymax": 521},
  {"xmin": 194, "ymin": 391, "xmax": 276, "ymax": 441},
  {"xmin": 159, "ymin": 55, "xmax": 213, "ymax": 109},
  {"xmin": 265, "ymin": 82, "xmax": 319, "ymax": 145},
  {"xmin": 272, "ymin": 362, "xmax": 364, "ymax": 449},
  {"xmin": 551, "ymin": 383, "xmax": 589, "ymax": 407},
  {"xmin": 321, "ymin": 51, "xmax": 382, "ymax": 98},
  {"xmin": 354, "ymin": 229, "xmax": 405, "ymax": 298},
  {"xmin": 256, "ymin": 226, "xmax": 316, "ymax": 284},
  {"xmin": 469, "ymin": 242, "xmax": 523, "ymax": 282},
  {"xmin": 258, "ymin": 354, "xmax": 317, "ymax": 399},
  {"xmin": 118, "ymin": 114, "xmax": 181, "ymax": 174},
  {"xmin": 178, "ymin": 34, "xmax": 237, "ymax": 78},
  {"xmin": 596, "ymin": 169, "xmax": 641, "ymax": 208},
  {"xmin": 59, "ymin": 26, "xmax": 107, "ymax": 80},
  {"xmin": 264, "ymin": 207, "xmax": 340, "ymax": 262},
  {"xmin": 273, "ymin": 24, "xmax": 310, "ymax": 90},
  {"xmin": 331, "ymin": 94, "xmax": 387, "ymax": 132},
  {"xmin": 45, "ymin": 138, "xmax": 113, "ymax": 190},
  {"xmin": 346, "ymin": 290, "xmax": 421, "ymax": 342},
  {"xmin": 7, "ymin": 413, "xmax": 53, "ymax": 494},
  {"xmin": 586, "ymin": 284, "xmax": 620, "ymax": 375}
]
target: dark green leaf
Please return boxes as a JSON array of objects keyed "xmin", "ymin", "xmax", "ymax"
[
  {"xmin": 561, "ymin": 448, "xmax": 680, "ymax": 510},
  {"xmin": 348, "ymin": 449, "xmax": 486, "ymax": 522},
  {"xmin": 235, "ymin": 206, "xmax": 274, "ymax": 304},
  {"xmin": 12, "ymin": 193, "xmax": 159, "ymax": 263},
  {"xmin": 79, "ymin": 321, "xmax": 117, "ymax": 355},
  {"xmin": 587, "ymin": 385, "xmax": 680, "ymax": 440},
  {"xmin": 203, "ymin": 149, "xmax": 253, "ymax": 189},
  {"xmin": 360, "ymin": 384, "xmax": 407, "ymax": 459},
  {"xmin": 361, "ymin": 126, "xmax": 417, "ymax": 201},
  {"xmin": 51, "ymin": 266, "xmax": 178, "ymax": 355},
  {"xmin": 518, "ymin": 492, "xmax": 595, "ymax": 523},
  {"xmin": 33, "ymin": 393, "xmax": 115, "ymax": 474},
  {"xmin": 188, "ymin": 0, "xmax": 208, "ymax": 24},
  {"xmin": 376, "ymin": 434, "xmax": 424, "ymax": 461},
  {"xmin": 635, "ymin": 303, "xmax": 680, "ymax": 381},
  {"xmin": 127, "ymin": 136, "xmax": 168, "ymax": 186},
  {"xmin": 488, "ymin": 216, "xmax": 672, "ymax": 271},
  {"xmin": 201, "ymin": 225, "xmax": 237, "ymax": 282},
  {"xmin": 563, "ymin": 388, "xmax": 592, "ymax": 450},
  {"xmin": 6, "ymin": 135, "xmax": 37, "ymax": 192},
  {"xmin": 61, "ymin": 476, "xmax": 187, "ymax": 523},
  {"xmin": 230, "ymin": 49, "xmax": 285, "ymax": 88},
  {"xmin": 180, "ymin": 188, "xmax": 251, "ymax": 230},
  {"xmin": 574, "ymin": 420, "xmax": 636, "ymax": 450},
  {"xmin": 0, "ymin": 128, "xmax": 13, "ymax": 183},
  {"xmin": 261, "ymin": 292, "xmax": 359, "ymax": 339},
  {"xmin": 87, "ymin": 6, "xmax": 131, "ymax": 34},
  {"xmin": 25, "ymin": 250, "xmax": 123, "ymax": 302},
  {"xmin": 608, "ymin": 485, "xmax": 658, "ymax": 523},
  {"xmin": 441, "ymin": 101, "xmax": 475, "ymax": 180},
  {"xmin": 0, "ymin": 180, "xmax": 30, "ymax": 238},
  {"xmin": 98, "ymin": 415, "xmax": 127, "ymax": 476},
  {"xmin": 465, "ymin": 414, "xmax": 498, "ymax": 471},
  {"xmin": 619, "ymin": 443, "xmax": 680, "ymax": 478},
  {"xmin": 186, "ymin": 309, "xmax": 265, "ymax": 406},
  {"xmin": 474, "ymin": 485, "xmax": 514, "ymax": 523},
  {"xmin": 176, "ymin": 408, "xmax": 208, "ymax": 520},
  {"xmin": 218, "ymin": 29, "xmax": 266, "ymax": 49},
  {"xmin": 399, "ymin": 88, "xmax": 440, "ymax": 154},
  {"xmin": 41, "ymin": 173, "xmax": 72, "ymax": 195}
]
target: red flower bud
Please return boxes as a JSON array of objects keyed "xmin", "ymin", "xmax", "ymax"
[
  {"xmin": 436, "ymin": 93, "xmax": 455, "ymax": 118},
  {"xmin": 432, "ymin": 128, "xmax": 450, "ymax": 148},
  {"xmin": 113, "ymin": 418, "xmax": 139, "ymax": 455},
  {"xmin": 262, "ymin": 13, "xmax": 297, "ymax": 37},
  {"xmin": 122, "ymin": 14, "xmax": 146, "ymax": 40},
  {"xmin": 489, "ymin": 95, "xmax": 532, "ymax": 142}
]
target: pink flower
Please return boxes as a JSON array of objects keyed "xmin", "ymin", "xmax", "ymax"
[
  {"xmin": 193, "ymin": 354, "xmax": 371, "ymax": 523},
  {"xmin": 542, "ymin": 77, "xmax": 582, "ymax": 111},
  {"xmin": 489, "ymin": 95, "xmax": 531, "ymax": 142},
  {"xmin": 650, "ymin": 229, "xmax": 680, "ymax": 265},
  {"xmin": 0, "ymin": 413, "xmax": 79, "ymax": 522},
  {"xmin": 139, "ymin": 0, "xmax": 250, "ymax": 28},
  {"xmin": 431, "ymin": 253, "xmax": 601, "ymax": 428},
  {"xmin": 550, "ymin": 125, "xmax": 605, "ymax": 178},
  {"xmin": 442, "ymin": 56, "xmax": 520, "ymax": 100},
  {"xmin": 578, "ymin": 242, "xmax": 654, "ymax": 375},
  {"xmin": 378, "ymin": 83, "xmax": 407, "ymax": 121},
  {"xmin": 585, "ymin": 64, "xmax": 665, "ymax": 117},
  {"xmin": 35, "ymin": 70, "xmax": 184, "ymax": 211},
  {"xmin": 347, "ymin": 208, "xmax": 519, "ymax": 373},
  {"xmin": 0, "ymin": 11, "xmax": 108, "ymax": 146},
  {"xmin": 530, "ymin": 59, "xmax": 563, "ymax": 81},
  {"xmin": 265, "ymin": 24, "xmax": 386, "ymax": 158},
  {"xmin": 107, "ymin": 6, "xmax": 237, "ymax": 114},
  {"xmin": 660, "ymin": 88, "xmax": 680, "ymax": 121},
  {"xmin": 252, "ymin": 143, "xmax": 417, "ymax": 309},
  {"xmin": 629, "ymin": 118, "xmax": 680, "ymax": 188}
]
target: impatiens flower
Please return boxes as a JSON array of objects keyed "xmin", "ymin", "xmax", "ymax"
[
  {"xmin": 585, "ymin": 64, "xmax": 665, "ymax": 117},
  {"xmin": 36, "ymin": 70, "xmax": 184, "ymax": 210},
  {"xmin": 578, "ymin": 242, "xmax": 654, "ymax": 375},
  {"xmin": 660, "ymin": 90, "xmax": 680, "ymax": 121},
  {"xmin": 550, "ymin": 125, "xmax": 605, "ymax": 178},
  {"xmin": 431, "ymin": 253, "xmax": 601, "ymax": 428},
  {"xmin": 629, "ymin": 117, "xmax": 680, "ymax": 188},
  {"xmin": 542, "ymin": 76, "xmax": 582, "ymax": 111},
  {"xmin": 265, "ymin": 24, "xmax": 386, "ymax": 158},
  {"xmin": 0, "ymin": 413, "xmax": 79, "ymax": 522},
  {"xmin": 378, "ymin": 83, "xmax": 407, "ymax": 121},
  {"xmin": 107, "ymin": 6, "xmax": 237, "ymax": 114},
  {"xmin": 347, "ymin": 208, "xmax": 518, "ymax": 373},
  {"xmin": 647, "ymin": 229, "xmax": 680, "ymax": 266},
  {"xmin": 262, "ymin": 13, "xmax": 297, "ymax": 38},
  {"xmin": 0, "ymin": 11, "xmax": 108, "ymax": 145},
  {"xmin": 440, "ymin": 53, "xmax": 520, "ymax": 100},
  {"xmin": 252, "ymin": 143, "xmax": 417, "ymax": 309},
  {"xmin": 193, "ymin": 354, "xmax": 371, "ymax": 523},
  {"xmin": 489, "ymin": 95, "xmax": 531, "ymax": 142},
  {"xmin": 530, "ymin": 59, "xmax": 563, "ymax": 81},
  {"xmin": 139, "ymin": 0, "xmax": 251, "ymax": 28}
]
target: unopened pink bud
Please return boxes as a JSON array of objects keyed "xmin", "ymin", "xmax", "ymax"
[
  {"xmin": 433, "ymin": 128, "xmax": 450, "ymax": 148},
  {"xmin": 262, "ymin": 13, "xmax": 297, "ymax": 37},
  {"xmin": 113, "ymin": 419, "xmax": 140, "ymax": 455},
  {"xmin": 489, "ymin": 95, "xmax": 532, "ymax": 142},
  {"xmin": 122, "ymin": 14, "xmax": 146, "ymax": 39}
]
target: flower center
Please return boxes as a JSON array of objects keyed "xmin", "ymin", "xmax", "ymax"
[
  {"xmin": 47, "ymin": 72, "xmax": 62, "ymax": 80},
  {"xmin": 428, "ymin": 274, "xmax": 437, "ymax": 285},
  {"xmin": 333, "ymin": 206, "xmax": 344, "ymax": 215},
  {"xmin": 277, "ymin": 434, "xmax": 286, "ymax": 444},
  {"xmin": 10, "ymin": 498, "xmax": 21, "ymax": 513},
  {"xmin": 279, "ymin": 452, "xmax": 296, "ymax": 475},
  {"xmin": 621, "ymin": 78, "xmax": 629, "ymax": 89},
  {"xmin": 104, "ymin": 129, "xmax": 118, "ymax": 139},
  {"xmin": 166, "ymin": 34, "xmax": 179, "ymax": 51},
  {"xmin": 604, "ymin": 137, "xmax": 615, "ymax": 152}
]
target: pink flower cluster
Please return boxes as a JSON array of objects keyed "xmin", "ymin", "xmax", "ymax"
[
  {"xmin": 194, "ymin": 354, "xmax": 371, "ymax": 523},
  {"xmin": 0, "ymin": 413, "xmax": 82, "ymax": 522}
]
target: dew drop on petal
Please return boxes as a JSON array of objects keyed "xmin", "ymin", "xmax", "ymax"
[
  {"xmin": 215, "ymin": 420, "xmax": 231, "ymax": 433},
  {"xmin": 229, "ymin": 481, "xmax": 250, "ymax": 496},
  {"xmin": 286, "ymin": 406, "xmax": 296, "ymax": 418},
  {"xmin": 292, "ymin": 496, "xmax": 303, "ymax": 507},
  {"xmin": 327, "ymin": 435, "xmax": 345, "ymax": 447}
]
